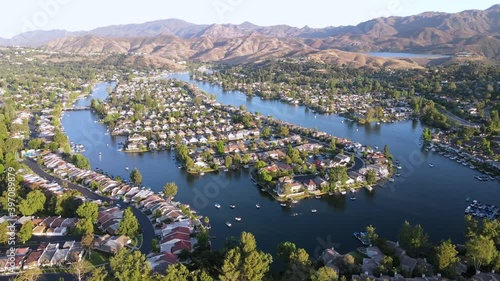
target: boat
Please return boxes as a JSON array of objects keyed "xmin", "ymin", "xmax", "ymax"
[
  {"xmin": 429, "ymin": 163, "xmax": 434, "ymax": 168},
  {"xmin": 230, "ymin": 204, "xmax": 236, "ymax": 209},
  {"xmin": 243, "ymin": 165, "xmax": 249, "ymax": 169},
  {"xmin": 388, "ymin": 178, "xmax": 395, "ymax": 182},
  {"xmin": 224, "ymin": 168, "xmax": 229, "ymax": 172},
  {"xmin": 235, "ymin": 217, "xmax": 242, "ymax": 222},
  {"xmin": 365, "ymin": 186, "xmax": 373, "ymax": 191},
  {"xmin": 396, "ymin": 165, "xmax": 402, "ymax": 170},
  {"xmin": 280, "ymin": 203, "xmax": 287, "ymax": 207},
  {"xmin": 255, "ymin": 204, "xmax": 260, "ymax": 209},
  {"xmin": 350, "ymin": 196, "xmax": 356, "ymax": 201},
  {"xmin": 261, "ymin": 188, "xmax": 266, "ymax": 192},
  {"xmin": 214, "ymin": 203, "xmax": 221, "ymax": 209},
  {"xmin": 200, "ymin": 172, "xmax": 205, "ymax": 176},
  {"xmin": 315, "ymin": 195, "xmax": 321, "ymax": 199},
  {"xmin": 350, "ymin": 188, "xmax": 356, "ymax": 193},
  {"xmin": 311, "ymin": 209, "xmax": 317, "ymax": 213},
  {"xmin": 125, "ymin": 166, "xmax": 129, "ymax": 171},
  {"xmin": 328, "ymin": 192, "xmax": 334, "ymax": 196},
  {"xmin": 377, "ymin": 122, "xmax": 381, "ymax": 125},
  {"xmin": 340, "ymin": 190, "xmax": 347, "ymax": 195},
  {"xmin": 354, "ymin": 231, "xmax": 371, "ymax": 246},
  {"xmin": 395, "ymin": 173, "xmax": 401, "ymax": 177},
  {"xmin": 226, "ymin": 222, "xmax": 232, "ymax": 227},
  {"xmin": 291, "ymin": 200, "xmax": 298, "ymax": 204}
]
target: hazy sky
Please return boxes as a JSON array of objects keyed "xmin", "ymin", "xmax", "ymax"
[{"xmin": 1, "ymin": 0, "xmax": 498, "ymax": 38}]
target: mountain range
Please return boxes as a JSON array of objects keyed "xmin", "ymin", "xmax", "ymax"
[{"xmin": 2, "ymin": 4, "xmax": 499, "ymax": 67}]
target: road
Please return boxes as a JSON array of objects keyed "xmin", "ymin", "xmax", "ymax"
[
  {"xmin": 23, "ymin": 159, "xmax": 154, "ymax": 255},
  {"xmin": 438, "ymin": 108, "xmax": 480, "ymax": 128}
]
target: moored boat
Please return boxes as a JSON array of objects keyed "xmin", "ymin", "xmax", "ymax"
[
  {"xmin": 226, "ymin": 221, "xmax": 232, "ymax": 227},
  {"xmin": 214, "ymin": 203, "xmax": 221, "ymax": 209},
  {"xmin": 235, "ymin": 217, "xmax": 242, "ymax": 222}
]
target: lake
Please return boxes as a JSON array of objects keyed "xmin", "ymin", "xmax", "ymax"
[{"xmin": 61, "ymin": 76, "xmax": 499, "ymax": 261}]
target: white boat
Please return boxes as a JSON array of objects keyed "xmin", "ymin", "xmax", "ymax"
[
  {"xmin": 125, "ymin": 166, "xmax": 129, "ymax": 171},
  {"xmin": 350, "ymin": 196, "xmax": 356, "ymax": 201},
  {"xmin": 365, "ymin": 186, "xmax": 373, "ymax": 191},
  {"xmin": 350, "ymin": 188, "xmax": 356, "ymax": 193},
  {"xmin": 235, "ymin": 217, "xmax": 242, "ymax": 222},
  {"xmin": 200, "ymin": 172, "xmax": 205, "ymax": 176},
  {"xmin": 280, "ymin": 203, "xmax": 287, "ymax": 207},
  {"xmin": 429, "ymin": 163, "xmax": 434, "ymax": 168},
  {"xmin": 328, "ymin": 192, "xmax": 334, "ymax": 196},
  {"xmin": 230, "ymin": 204, "xmax": 236, "ymax": 209},
  {"xmin": 311, "ymin": 209, "xmax": 317, "ymax": 213},
  {"xmin": 291, "ymin": 200, "xmax": 298, "ymax": 204},
  {"xmin": 226, "ymin": 222, "xmax": 232, "ymax": 227},
  {"xmin": 255, "ymin": 204, "xmax": 260, "ymax": 209},
  {"xmin": 214, "ymin": 203, "xmax": 221, "ymax": 209},
  {"xmin": 389, "ymin": 178, "xmax": 395, "ymax": 182},
  {"xmin": 340, "ymin": 190, "xmax": 347, "ymax": 195},
  {"xmin": 243, "ymin": 165, "xmax": 249, "ymax": 169}
]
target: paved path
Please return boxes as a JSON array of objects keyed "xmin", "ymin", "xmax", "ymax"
[{"xmin": 23, "ymin": 159, "xmax": 155, "ymax": 255}]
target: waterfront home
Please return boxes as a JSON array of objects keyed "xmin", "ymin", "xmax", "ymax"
[
  {"xmin": 348, "ymin": 171, "xmax": 365, "ymax": 183},
  {"xmin": 160, "ymin": 232, "xmax": 192, "ymax": 253},
  {"xmin": 147, "ymin": 252, "xmax": 180, "ymax": 274}
]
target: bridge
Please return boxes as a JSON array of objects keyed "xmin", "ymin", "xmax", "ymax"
[{"xmin": 63, "ymin": 106, "xmax": 91, "ymax": 111}]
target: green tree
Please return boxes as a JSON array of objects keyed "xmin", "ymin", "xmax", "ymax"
[
  {"xmin": 117, "ymin": 208, "xmax": 139, "ymax": 238},
  {"xmin": 366, "ymin": 225, "xmax": 379, "ymax": 244},
  {"xmin": 366, "ymin": 170, "xmax": 377, "ymax": 185},
  {"xmin": 464, "ymin": 215, "xmax": 479, "ymax": 239},
  {"xmin": 130, "ymin": 168, "xmax": 142, "ymax": 186},
  {"xmin": 465, "ymin": 235, "xmax": 497, "ymax": 270},
  {"xmin": 398, "ymin": 221, "xmax": 429, "ymax": 256},
  {"xmin": 164, "ymin": 263, "xmax": 190, "ymax": 281},
  {"xmin": 219, "ymin": 232, "xmax": 272, "ymax": 281},
  {"xmin": 0, "ymin": 222, "xmax": 9, "ymax": 244},
  {"xmin": 110, "ymin": 249, "xmax": 151, "ymax": 281},
  {"xmin": 310, "ymin": 266, "xmax": 338, "ymax": 281},
  {"xmin": 283, "ymin": 248, "xmax": 312, "ymax": 281},
  {"xmin": 18, "ymin": 190, "xmax": 46, "ymax": 216},
  {"xmin": 277, "ymin": 241, "xmax": 297, "ymax": 264},
  {"xmin": 436, "ymin": 239, "xmax": 459, "ymax": 276},
  {"xmin": 12, "ymin": 267, "xmax": 42, "ymax": 281},
  {"xmin": 75, "ymin": 218, "xmax": 94, "ymax": 235},
  {"xmin": 88, "ymin": 266, "xmax": 108, "ymax": 281},
  {"xmin": 225, "ymin": 156, "xmax": 233, "ymax": 169},
  {"xmin": 70, "ymin": 259, "xmax": 92, "ymax": 281},
  {"xmin": 76, "ymin": 202, "xmax": 99, "ymax": 222},
  {"xmin": 215, "ymin": 141, "xmax": 226, "ymax": 154},
  {"xmin": 17, "ymin": 221, "xmax": 34, "ymax": 243},
  {"xmin": 163, "ymin": 182, "xmax": 178, "ymax": 200},
  {"xmin": 329, "ymin": 138, "xmax": 337, "ymax": 151},
  {"xmin": 71, "ymin": 154, "xmax": 91, "ymax": 169}
]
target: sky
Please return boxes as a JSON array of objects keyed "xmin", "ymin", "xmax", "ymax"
[{"xmin": 1, "ymin": 0, "xmax": 498, "ymax": 38}]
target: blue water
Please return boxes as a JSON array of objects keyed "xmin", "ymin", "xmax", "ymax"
[{"xmin": 62, "ymin": 77, "xmax": 499, "ymax": 261}]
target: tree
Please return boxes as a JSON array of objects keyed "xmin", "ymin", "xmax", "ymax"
[
  {"xmin": 17, "ymin": 221, "xmax": 34, "ymax": 243},
  {"xmin": 117, "ymin": 207, "xmax": 139, "ymax": 238},
  {"xmin": 366, "ymin": 170, "xmax": 377, "ymax": 185},
  {"xmin": 464, "ymin": 215, "xmax": 479, "ymax": 239},
  {"xmin": 71, "ymin": 259, "xmax": 92, "ymax": 281},
  {"xmin": 283, "ymin": 248, "xmax": 312, "ymax": 281},
  {"xmin": 192, "ymin": 270, "xmax": 214, "ymax": 281},
  {"xmin": 310, "ymin": 266, "xmax": 338, "ymax": 281},
  {"xmin": 277, "ymin": 241, "xmax": 297, "ymax": 264},
  {"xmin": 0, "ymin": 222, "xmax": 9, "ymax": 244},
  {"xmin": 225, "ymin": 156, "xmax": 233, "ymax": 169},
  {"xmin": 383, "ymin": 145, "xmax": 392, "ymax": 160},
  {"xmin": 75, "ymin": 218, "xmax": 94, "ymax": 235},
  {"xmin": 329, "ymin": 138, "xmax": 337, "ymax": 151},
  {"xmin": 76, "ymin": 202, "xmax": 99, "ymax": 222},
  {"xmin": 71, "ymin": 154, "xmax": 91, "ymax": 169},
  {"xmin": 18, "ymin": 190, "xmax": 46, "ymax": 216},
  {"xmin": 215, "ymin": 141, "xmax": 226, "ymax": 154},
  {"xmin": 436, "ymin": 239, "xmax": 459, "ymax": 275},
  {"xmin": 110, "ymin": 249, "xmax": 151, "ymax": 281},
  {"xmin": 465, "ymin": 235, "xmax": 497, "ymax": 270},
  {"xmin": 398, "ymin": 221, "xmax": 429, "ymax": 256},
  {"xmin": 366, "ymin": 225, "xmax": 379, "ymax": 244},
  {"xmin": 219, "ymin": 232, "xmax": 272, "ymax": 281},
  {"xmin": 164, "ymin": 263, "xmax": 190, "ymax": 281},
  {"xmin": 12, "ymin": 267, "xmax": 42, "ymax": 281},
  {"xmin": 130, "ymin": 168, "xmax": 142, "ymax": 186},
  {"xmin": 81, "ymin": 232, "xmax": 94, "ymax": 253},
  {"xmin": 163, "ymin": 182, "xmax": 178, "ymax": 200},
  {"xmin": 88, "ymin": 266, "xmax": 108, "ymax": 281}
]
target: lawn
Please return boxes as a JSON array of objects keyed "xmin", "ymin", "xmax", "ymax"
[{"xmin": 87, "ymin": 251, "xmax": 111, "ymax": 266}]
